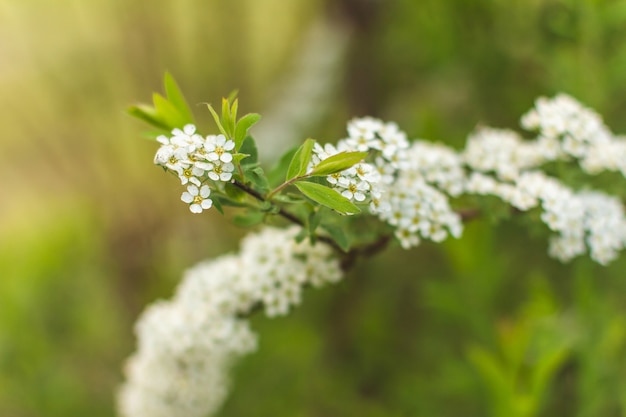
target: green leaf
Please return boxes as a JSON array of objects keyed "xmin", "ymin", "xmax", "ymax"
[
  {"xmin": 310, "ymin": 151, "xmax": 368, "ymax": 176},
  {"xmin": 205, "ymin": 103, "xmax": 229, "ymax": 137},
  {"xmin": 230, "ymin": 99, "xmax": 239, "ymax": 126},
  {"xmin": 163, "ymin": 72, "xmax": 194, "ymax": 124},
  {"xmin": 530, "ymin": 347, "xmax": 570, "ymax": 401},
  {"xmin": 245, "ymin": 166, "xmax": 270, "ymax": 193},
  {"xmin": 234, "ymin": 113, "xmax": 261, "ymax": 151},
  {"xmin": 227, "ymin": 89, "xmax": 239, "ymax": 103},
  {"xmin": 128, "ymin": 104, "xmax": 169, "ymax": 131},
  {"xmin": 294, "ymin": 227, "xmax": 309, "ymax": 244},
  {"xmin": 233, "ymin": 210, "xmax": 265, "ymax": 227},
  {"xmin": 222, "ymin": 97, "xmax": 234, "ymax": 137},
  {"xmin": 238, "ymin": 136, "xmax": 259, "ymax": 167},
  {"xmin": 153, "ymin": 93, "xmax": 187, "ymax": 129},
  {"xmin": 224, "ymin": 182, "xmax": 246, "ymax": 200},
  {"xmin": 211, "ymin": 196, "xmax": 224, "ymax": 214},
  {"xmin": 321, "ymin": 224, "xmax": 350, "ymax": 252},
  {"xmin": 307, "ymin": 209, "xmax": 323, "ymax": 239},
  {"xmin": 268, "ymin": 146, "xmax": 297, "ymax": 187},
  {"xmin": 212, "ymin": 195, "xmax": 247, "ymax": 208},
  {"xmin": 467, "ymin": 345, "xmax": 510, "ymax": 404},
  {"xmin": 286, "ymin": 138, "xmax": 315, "ymax": 181},
  {"xmin": 272, "ymin": 193, "xmax": 306, "ymax": 204},
  {"xmin": 294, "ymin": 181, "xmax": 360, "ymax": 215},
  {"xmin": 232, "ymin": 153, "xmax": 250, "ymax": 163}
]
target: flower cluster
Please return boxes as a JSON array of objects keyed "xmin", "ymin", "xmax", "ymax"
[
  {"xmin": 310, "ymin": 117, "xmax": 411, "ymax": 206},
  {"xmin": 520, "ymin": 93, "xmax": 626, "ymax": 177},
  {"xmin": 521, "ymin": 93, "xmax": 612, "ymax": 161},
  {"xmin": 118, "ymin": 226, "xmax": 342, "ymax": 417},
  {"xmin": 154, "ymin": 124, "xmax": 236, "ymax": 213},
  {"xmin": 464, "ymin": 111, "xmax": 626, "ymax": 264},
  {"xmin": 314, "ymin": 117, "xmax": 463, "ymax": 249},
  {"xmin": 374, "ymin": 140, "xmax": 464, "ymax": 249},
  {"xmin": 467, "ymin": 170, "xmax": 626, "ymax": 264},
  {"xmin": 463, "ymin": 127, "xmax": 547, "ymax": 181}
]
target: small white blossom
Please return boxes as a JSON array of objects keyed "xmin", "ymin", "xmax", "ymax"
[
  {"xmin": 177, "ymin": 165, "xmax": 205, "ymax": 186},
  {"xmin": 336, "ymin": 176, "xmax": 370, "ymax": 202},
  {"xmin": 206, "ymin": 161, "xmax": 235, "ymax": 182},
  {"xmin": 181, "ymin": 185, "xmax": 213, "ymax": 213},
  {"xmin": 171, "ymin": 124, "xmax": 204, "ymax": 153},
  {"xmin": 205, "ymin": 134, "xmax": 235, "ymax": 163}
]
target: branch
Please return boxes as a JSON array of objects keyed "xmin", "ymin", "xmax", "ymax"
[
  {"xmin": 340, "ymin": 234, "xmax": 392, "ymax": 271},
  {"xmin": 231, "ymin": 179, "xmax": 343, "ymax": 252}
]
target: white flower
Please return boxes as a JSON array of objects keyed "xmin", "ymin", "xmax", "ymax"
[
  {"xmin": 205, "ymin": 134, "xmax": 235, "ymax": 163},
  {"xmin": 153, "ymin": 145, "xmax": 174, "ymax": 165},
  {"xmin": 172, "ymin": 124, "xmax": 204, "ymax": 153},
  {"xmin": 311, "ymin": 142, "xmax": 340, "ymax": 166},
  {"xmin": 336, "ymin": 176, "xmax": 370, "ymax": 202},
  {"xmin": 177, "ymin": 165, "xmax": 205, "ymax": 186},
  {"xmin": 346, "ymin": 117, "xmax": 382, "ymax": 151},
  {"xmin": 352, "ymin": 162, "xmax": 381, "ymax": 184},
  {"xmin": 207, "ymin": 161, "xmax": 235, "ymax": 182},
  {"xmin": 181, "ymin": 185, "xmax": 213, "ymax": 213}
]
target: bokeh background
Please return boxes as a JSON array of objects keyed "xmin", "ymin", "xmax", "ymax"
[{"xmin": 2, "ymin": 0, "xmax": 626, "ymax": 416}]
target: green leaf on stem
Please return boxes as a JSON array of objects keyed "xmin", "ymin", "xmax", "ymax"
[
  {"xmin": 232, "ymin": 153, "xmax": 250, "ymax": 164},
  {"xmin": 153, "ymin": 93, "xmax": 187, "ymax": 129},
  {"xmin": 286, "ymin": 138, "xmax": 315, "ymax": 181},
  {"xmin": 230, "ymin": 99, "xmax": 239, "ymax": 126},
  {"xmin": 224, "ymin": 182, "xmax": 246, "ymax": 201},
  {"xmin": 222, "ymin": 97, "xmax": 235, "ymax": 137},
  {"xmin": 234, "ymin": 113, "xmax": 262, "ymax": 151},
  {"xmin": 238, "ymin": 136, "xmax": 259, "ymax": 167},
  {"xmin": 268, "ymin": 146, "xmax": 297, "ymax": 187},
  {"xmin": 294, "ymin": 181, "xmax": 360, "ymax": 215},
  {"xmin": 294, "ymin": 227, "xmax": 309, "ymax": 244},
  {"xmin": 212, "ymin": 195, "xmax": 247, "ymax": 208},
  {"xmin": 272, "ymin": 193, "xmax": 306, "ymax": 204},
  {"xmin": 310, "ymin": 151, "xmax": 368, "ymax": 176},
  {"xmin": 163, "ymin": 72, "xmax": 194, "ymax": 124},
  {"xmin": 205, "ymin": 103, "xmax": 229, "ymax": 137},
  {"xmin": 211, "ymin": 196, "xmax": 224, "ymax": 214},
  {"xmin": 233, "ymin": 210, "xmax": 265, "ymax": 227},
  {"xmin": 246, "ymin": 166, "xmax": 270, "ymax": 193},
  {"xmin": 321, "ymin": 224, "xmax": 350, "ymax": 252},
  {"xmin": 128, "ymin": 104, "xmax": 169, "ymax": 131},
  {"xmin": 227, "ymin": 89, "xmax": 239, "ymax": 103}
]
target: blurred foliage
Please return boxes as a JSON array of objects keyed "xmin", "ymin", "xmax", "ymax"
[{"xmin": 2, "ymin": 0, "xmax": 626, "ymax": 416}]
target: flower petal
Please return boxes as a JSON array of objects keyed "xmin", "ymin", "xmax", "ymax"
[
  {"xmin": 201, "ymin": 199, "xmax": 213, "ymax": 209},
  {"xmin": 224, "ymin": 140, "xmax": 235, "ymax": 151},
  {"xmin": 181, "ymin": 192, "xmax": 194, "ymax": 203},
  {"xmin": 200, "ymin": 185, "xmax": 211, "ymax": 198}
]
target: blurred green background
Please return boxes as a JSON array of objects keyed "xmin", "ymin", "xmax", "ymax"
[{"xmin": 2, "ymin": 0, "xmax": 626, "ymax": 416}]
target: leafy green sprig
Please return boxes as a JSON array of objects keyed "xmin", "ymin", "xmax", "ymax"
[{"xmin": 129, "ymin": 74, "xmax": 394, "ymax": 257}]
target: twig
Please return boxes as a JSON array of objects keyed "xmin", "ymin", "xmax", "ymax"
[{"xmin": 231, "ymin": 179, "xmax": 343, "ymax": 252}]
